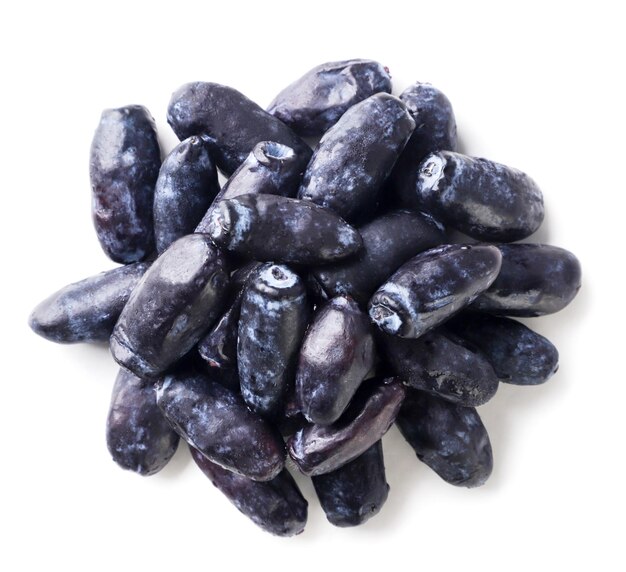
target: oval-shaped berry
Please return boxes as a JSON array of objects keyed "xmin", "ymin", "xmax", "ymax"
[
  {"xmin": 29, "ymin": 262, "xmax": 149, "ymax": 344},
  {"xmin": 106, "ymin": 369, "xmax": 179, "ymax": 476},
  {"xmin": 473, "ymin": 244, "xmax": 582, "ymax": 316},
  {"xmin": 369, "ymin": 244, "xmax": 502, "ymax": 338},
  {"xmin": 205, "ymin": 194, "xmax": 363, "ymax": 265},
  {"xmin": 298, "ymin": 93, "xmax": 415, "ymax": 222},
  {"xmin": 156, "ymin": 370, "xmax": 285, "ymax": 481},
  {"xmin": 396, "ymin": 390, "xmax": 493, "ymax": 487},
  {"xmin": 296, "ymin": 296, "xmax": 375, "ymax": 425},
  {"xmin": 446, "ymin": 312, "xmax": 559, "ymax": 385},
  {"xmin": 310, "ymin": 210, "xmax": 446, "ymax": 305},
  {"xmin": 238, "ymin": 264, "xmax": 309, "ymax": 418},
  {"xmin": 167, "ymin": 82, "xmax": 311, "ymax": 176},
  {"xmin": 110, "ymin": 234, "xmax": 230, "ymax": 380},
  {"xmin": 154, "ymin": 135, "xmax": 219, "ymax": 254},
  {"xmin": 191, "ymin": 446, "xmax": 307, "ymax": 537},
  {"xmin": 90, "ymin": 105, "xmax": 161, "ymax": 263},
  {"xmin": 380, "ymin": 330, "xmax": 499, "ymax": 406},
  {"xmin": 268, "ymin": 59, "xmax": 392, "ymax": 136},
  {"xmin": 411, "ymin": 151, "xmax": 544, "ymax": 241},
  {"xmin": 312, "ymin": 440, "xmax": 389, "ymax": 527}
]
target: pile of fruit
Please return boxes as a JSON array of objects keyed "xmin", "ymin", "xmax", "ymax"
[{"xmin": 29, "ymin": 59, "xmax": 581, "ymax": 536}]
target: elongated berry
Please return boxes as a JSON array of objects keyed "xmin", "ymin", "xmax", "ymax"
[{"xmin": 369, "ymin": 244, "xmax": 502, "ymax": 338}]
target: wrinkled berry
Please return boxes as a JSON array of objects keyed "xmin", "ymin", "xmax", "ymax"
[
  {"xmin": 380, "ymin": 330, "xmax": 499, "ymax": 406},
  {"xmin": 167, "ymin": 82, "xmax": 311, "ymax": 176},
  {"xmin": 268, "ymin": 59, "xmax": 392, "ymax": 136},
  {"xmin": 288, "ymin": 379, "xmax": 405, "ymax": 476}
]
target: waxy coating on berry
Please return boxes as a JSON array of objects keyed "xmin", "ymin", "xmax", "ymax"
[
  {"xmin": 268, "ymin": 59, "xmax": 392, "ymax": 136},
  {"xmin": 369, "ymin": 244, "xmax": 502, "ymax": 338},
  {"xmin": 90, "ymin": 105, "xmax": 161, "ymax": 263}
]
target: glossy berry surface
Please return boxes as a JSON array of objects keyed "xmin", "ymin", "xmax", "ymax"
[
  {"xmin": 296, "ymin": 296, "xmax": 375, "ymax": 425},
  {"xmin": 288, "ymin": 379, "xmax": 405, "ymax": 476}
]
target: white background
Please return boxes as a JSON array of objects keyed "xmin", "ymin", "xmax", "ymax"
[{"xmin": 1, "ymin": 1, "xmax": 624, "ymax": 570}]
